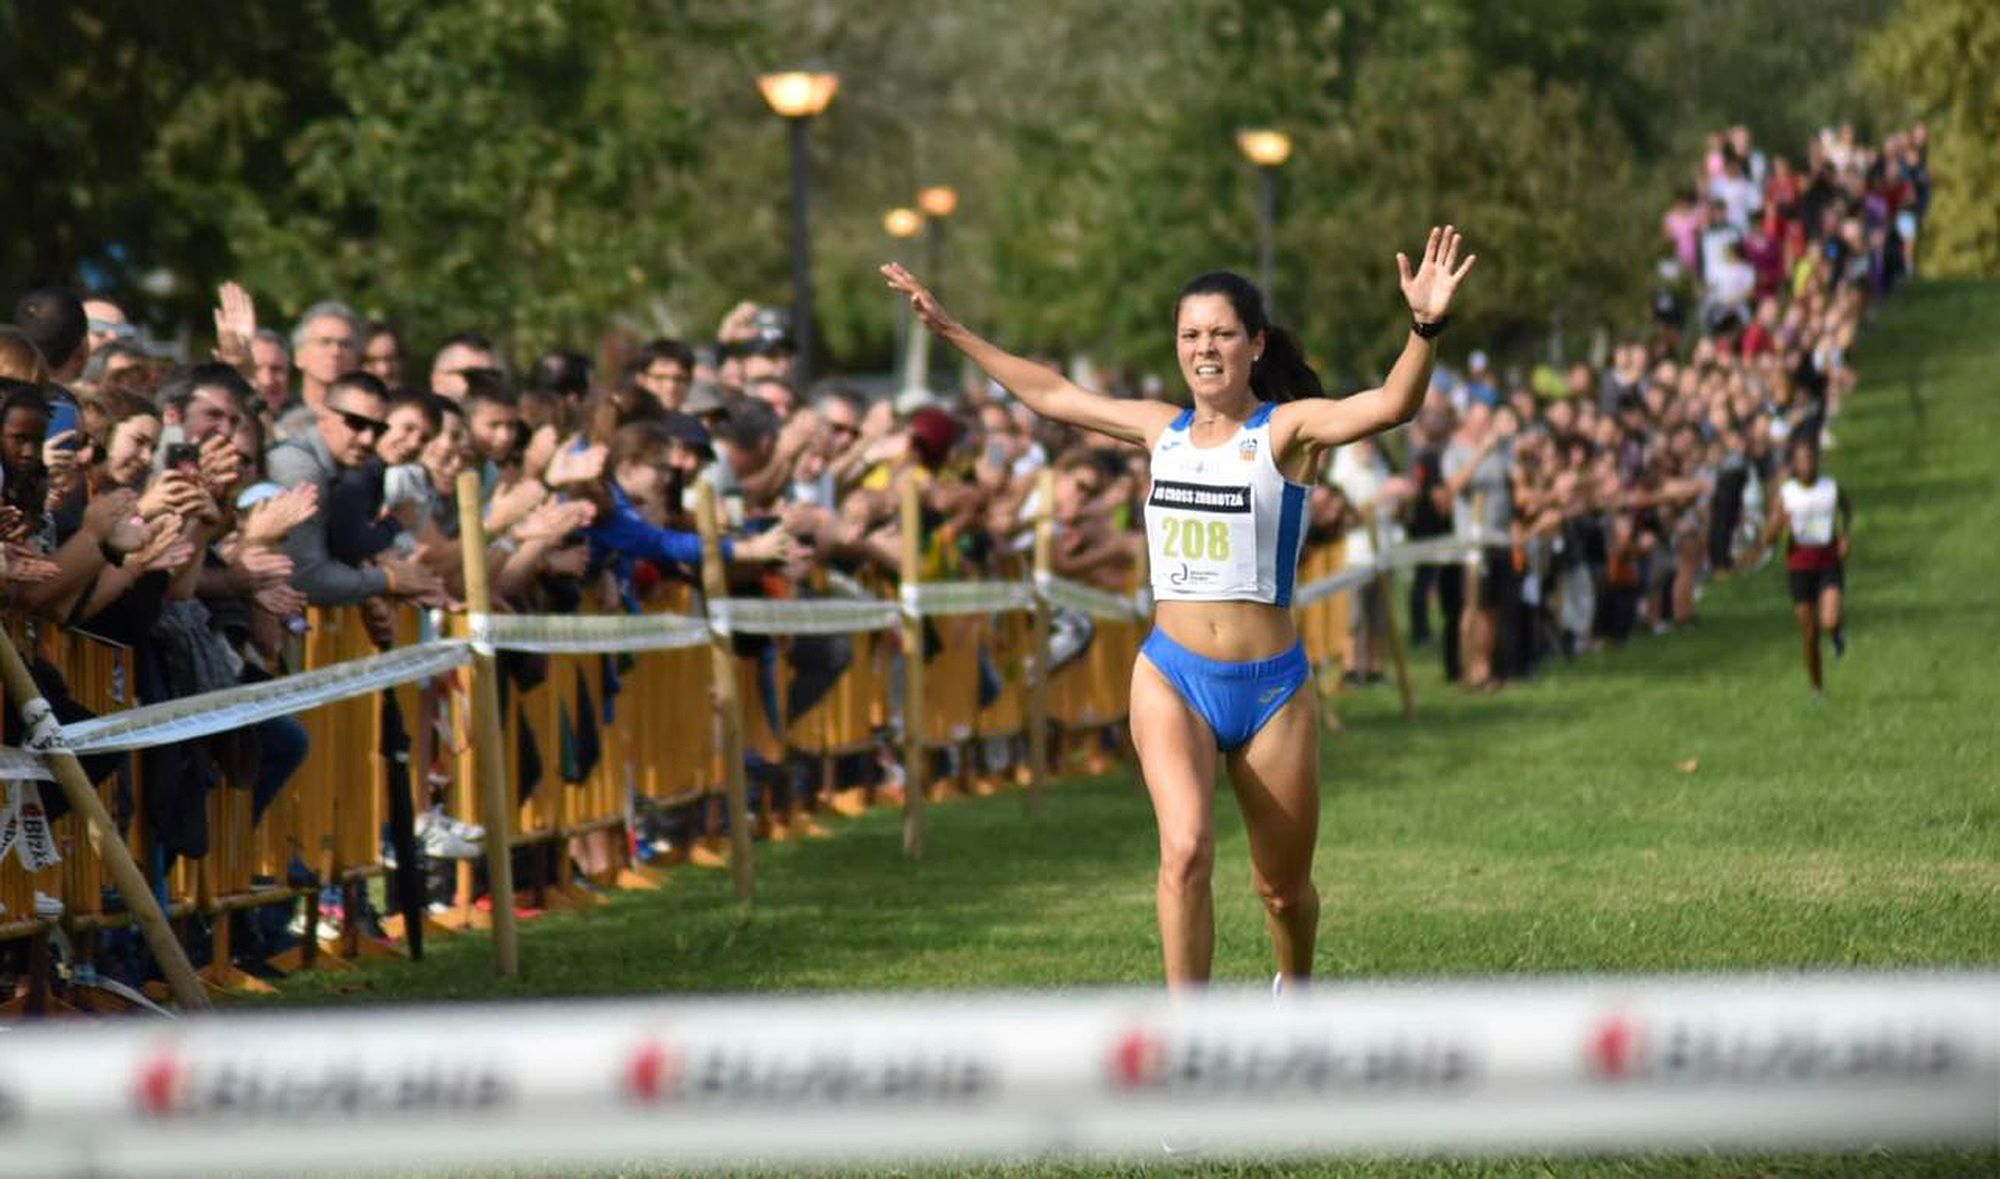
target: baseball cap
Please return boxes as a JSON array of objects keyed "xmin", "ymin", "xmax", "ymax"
[
  {"xmin": 659, "ymin": 411, "xmax": 713, "ymax": 454},
  {"xmin": 907, "ymin": 406, "xmax": 963, "ymax": 469}
]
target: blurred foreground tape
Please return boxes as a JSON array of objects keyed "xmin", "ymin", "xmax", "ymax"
[{"xmin": 0, "ymin": 972, "xmax": 1994, "ymax": 1176}]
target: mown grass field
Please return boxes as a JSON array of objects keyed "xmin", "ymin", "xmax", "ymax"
[{"xmin": 277, "ymin": 281, "xmax": 2000, "ymax": 1177}]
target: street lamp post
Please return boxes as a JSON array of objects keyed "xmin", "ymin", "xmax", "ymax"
[
  {"xmin": 758, "ymin": 70, "xmax": 841, "ymax": 388},
  {"xmin": 913, "ymin": 185, "xmax": 957, "ymax": 397},
  {"xmin": 883, "ymin": 208, "xmax": 925, "ymax": 395},
  {"xmin": 916, "ymin": 184, "xmax": 958, "ymax": 299},
  {"xmin": 1235, "ymin": 128, "xmax": 1293, "ymax": 314}
]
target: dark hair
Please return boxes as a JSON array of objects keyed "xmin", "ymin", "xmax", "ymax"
[
  {"xmin": 158, "ymin": 362, "xmax": 255, "ymax": 419},
  {"xmin": 328, "ymin": 369, "xmax": 391, "ymax": 403},
  {"xmin": 459, "ymin": 368, "xmax": 517, "ymax": 411},
  {"xmin": 388, "ymin": 390, "xmax": 443, "ymax": 434},
  {"xmin": 610, "ymin": 419, "xmax": 674, "ymax": 470},
  {"xmin": 0, "ymin": 378, "xmax": 51, "ymax": 514},
  {"xmin": 438, "ymin": 329, "xmax": 495, "ymax": 355},
  {"xmin": 1173, "ymin": 272, "xmax": 1322, "ymax": 402},
  {"xmin": 0, "ymin": 376, "xmax": 49, "ymax": 422},
  {"xmin": 713, "ymin": 396, "xmax": 779, "ymax": 451},
  {"xmin": 527, "ymin": 349, "xmax": 592, "ymax": 397},
  {"xmin": 13, "ymin": 287, "xmax": 87, "ymax": 371},
  {"xmin": 637, "ymin": 337, "xmax": 696, "ymax": 371}
]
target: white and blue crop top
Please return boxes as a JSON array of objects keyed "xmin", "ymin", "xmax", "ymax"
[{"xmin": 1144, "ymin": 402, "xmax": 1310, "ymax": 606}]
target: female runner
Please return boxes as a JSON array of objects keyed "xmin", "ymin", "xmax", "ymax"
[
  {"xmin": 883, "ymin": 226, "xmax": 1477, "ymax": 989},
  {"xmin": 1762, "ymin": 435, "xmax": 1851, "ymax": 696}
]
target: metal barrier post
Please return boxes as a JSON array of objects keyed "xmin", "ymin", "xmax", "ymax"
[
  {"xmin": 456, "ymin": 470, "xmax": 523, "ymax": 979},
  {"xmin": 695, "ymin": 483, "xmax": 756, "ymax": 902},
  {"xmin": 0, "ymin": 628, "xmax": 210, "ymax": 1011}
]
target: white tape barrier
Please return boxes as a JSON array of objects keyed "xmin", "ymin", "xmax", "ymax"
[
  {"xmin": 903, "ymin": 579, "xmax": 1038, "ymax": 617},
  {"xmin": 0, "ymin": 973, "xmax": 1992, "ymax": 1177},
  {"xmin": 709, "ymin": 596, "xmax": 901, "ymax": 636},
  {"xmin": 1038, "ymin": 572, "xmax": 1149, "ymax": 621},
  {"xmin": 469, "ymin": 610, "xmax": 710, "ymax": 655},
  {"xmin": 60, "ymin": 642, "xmax": 473, "ymax": 757},
  {"xmin": 1287, "ymin": 530, "xmax": 1509, "ymax": 609}
]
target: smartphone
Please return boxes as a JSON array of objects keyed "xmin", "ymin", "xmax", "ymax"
[
  {"xmin": 45, "ymin": 400, "xmax": 79, "ymax": 448},
  {"xmin": 162, "ymin": 441, "xmax": 201, "ymax": 474},
  {"xmin": 984, "ymin": 440, "xmax": 1008, "ymax": 468}
]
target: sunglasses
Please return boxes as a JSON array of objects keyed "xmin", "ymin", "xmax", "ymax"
[{"xmin": 329, "ymin": 407, "xmax": 389, "ymax": 438}]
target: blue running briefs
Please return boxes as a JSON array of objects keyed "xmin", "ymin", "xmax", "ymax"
[{"xmin": 1139, "ymin": 628, "xmax": 1311, "ymax": 752}]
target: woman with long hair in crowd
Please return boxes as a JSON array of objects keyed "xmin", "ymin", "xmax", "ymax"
[{"xmin": 884, "ymin": 226, "xmax": 1477, "ymax": 990}]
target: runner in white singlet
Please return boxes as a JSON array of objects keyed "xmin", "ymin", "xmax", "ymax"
[
  {"xmin": 883, "ymin": 227, "xmax": 1478, "ymax": 990},
  {"xmin": 1762, "ymin": 435, "xmax": 1852, "ymax": 696}
]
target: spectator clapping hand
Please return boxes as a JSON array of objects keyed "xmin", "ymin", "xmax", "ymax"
[
  {"xmin": 197, "ymin": 434, "xmax": 246, "ymax": 501},
  {"xmin": 240, "ymin": 484, "xmax": 318, "ymax": 546},
  {"xmin": 514, "ymin": 498, "xmax": 596, "ymax": 545},
  {"xmin": 133, "ymin": 514, "xmax": 195, "ymax": 573},
  {"xmin": 543, "ymin": 442, "xmax": 608, "ymax": 489},
  {"xmin": 734, "ymin": 526, "xmax": 795, "ymax": 565},
  {"xmin": 1, "ymin": 543, "xmax": 59, "ymax": 586}
]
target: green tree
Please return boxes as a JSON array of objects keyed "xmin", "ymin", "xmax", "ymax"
[{"xmin": 1864, "ymin": 0, "xmax": 2000, "ymax": 278}]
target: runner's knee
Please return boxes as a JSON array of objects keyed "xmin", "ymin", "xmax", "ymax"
[
  {"xmin": 1254, "ymin": 873, "xmax": 1316, "ymax": 918},
  {"xmin": 1158, "ymin": 832, "xmax": 1215, "ymax": 892}
]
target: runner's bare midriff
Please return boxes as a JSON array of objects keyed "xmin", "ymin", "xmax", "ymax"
[{"xmin": 1152, "ymin": 599, "xmax": 1299, "ymax": 663}]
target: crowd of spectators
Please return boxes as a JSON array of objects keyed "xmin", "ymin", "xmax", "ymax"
[
  {"xmin": 0, "ymin": 119, "xmax": 1925, "ymax": 964},
  {"xmin": 1362, "ymin": 122, "xmax": 1925, "ymax": 690}
]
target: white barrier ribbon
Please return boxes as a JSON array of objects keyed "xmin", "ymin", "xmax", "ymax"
[
  {"xmin": 1290, "ymin": 562, "xmax": 1381, "ymax": 608},
  {"xmin": 2, "ymin": 780, "xmax": 59, "ymax": 869},
  {"xmin": 708, "ymin": 597, "xmax": 902, "ymax": 637},
  {"xmin": 473, "ymin": 611, "xmax": 710, "ymax": 655},
  {"xmin": 0, "ymin": 973, "xmax": 1991, "ymax": 1176},
  {"xmin": 57, "ymin": 642, "xmax": 471, "ymax": 756},
  {"xmin": 1037, "ymin": 573, "xmax": 1148, "ymax": 621},
  {"xmin": 0, "ymin": 745, "xmax": 52, "ymax": 783},
  {"xmin": 904, "ymin": 580, "xmax": 1037, "ymax": 617}
]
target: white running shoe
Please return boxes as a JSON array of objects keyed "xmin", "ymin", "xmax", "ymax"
[{"xmin": 417, "ymin": 809, "xmax": 485, "ymax": 860}]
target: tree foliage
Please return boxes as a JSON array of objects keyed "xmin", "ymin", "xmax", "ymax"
[
  {"xmin": 4, "ymin": 0, "xmax": 1914, "ymax": 375},
  {"xmin": 1864, "ymin": 0, "xmax": 2000, "ymax": 278}
]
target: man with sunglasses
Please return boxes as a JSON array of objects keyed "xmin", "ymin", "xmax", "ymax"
[
  {"xmin": 83, "ymin": 294, "xmax": 134, "ymax": 357},
  {"xmin": 267, "ymin": 370, "xmax": 440, "ymax": 606}
]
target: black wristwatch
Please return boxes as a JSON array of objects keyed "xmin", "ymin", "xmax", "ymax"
[
  {"xmin": 99, "ymin": 539, "xmax": 126, "ymax": 567},
  {"xmin": 1412, "ymin": 315, "xmax": 1451, "ymax": 340}
]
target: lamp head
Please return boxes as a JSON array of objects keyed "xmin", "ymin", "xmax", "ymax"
[
  {"xmin": 758, "ymin": 71, "xmax": 841, "ymax": 119},
  {"xmin": 917, "ymin": 185, "xmax": 959, "ymax": 219},
  {"xmin": 1235, "ymin": 128, "xmax": 1294, "ymax": 168}
]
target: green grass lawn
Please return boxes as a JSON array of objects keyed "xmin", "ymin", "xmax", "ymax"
[{"xmin": 272, "ymin": 281, "xmax": 2000, "ymax": 1177}]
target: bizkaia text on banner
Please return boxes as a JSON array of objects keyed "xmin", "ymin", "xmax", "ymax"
[
  {"xmin": 1582, "ymin": 1010, "xmax": 1971, "ymax": 1085},
  {"xmin": 131, "ymin": 1049, "xmax": 514, "ymax": 1121},
  {"xmin": 623, "ymin": 1037, "xmax": 999, "ymax": 1106},
  {"xmin": 1104, "ymin": 1024, "xmax": 1479, "ymax": 1095}
]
